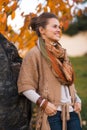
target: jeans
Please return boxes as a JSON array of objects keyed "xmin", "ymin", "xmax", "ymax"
[{"xmin": 48, "ymin": 111, "xmax": 82, "ymax": 130}]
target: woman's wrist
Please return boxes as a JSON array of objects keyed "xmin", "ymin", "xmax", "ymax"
[{"xmin": 36, "ymin": 97, "xmax": 48, "ymax": 110}]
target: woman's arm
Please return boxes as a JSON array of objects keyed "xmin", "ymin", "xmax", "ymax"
[
  {"xmin": 23, "ymin": 90, "xmax": 40, "ymax": 103},
  {"xmin": 74, "ymin": 93, "xmax": 82, "ymax": 113},
  {"xmin": 75, "ymin": 93, "xmax": 81, "ymax": 103},
  {"xmin": 23, "ymin": 89, "xmax": 57, "ymax": 116}
]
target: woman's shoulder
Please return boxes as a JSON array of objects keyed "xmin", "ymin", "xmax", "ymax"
[
  {"xmin": 30, "ymin": 45, "xmax": 40, "ymax": 54},
  {"xmin": 24, "ymin": 45, "xmax": 41, "ymax": 60}
]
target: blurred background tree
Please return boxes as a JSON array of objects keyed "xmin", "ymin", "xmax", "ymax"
[
  {"xmin": 64, "ymin": 0, "xmax": 87, "ymax": 35},
  {"xmin": 0, "ymin": 0, "xmax": 87, "ymax": 56}
]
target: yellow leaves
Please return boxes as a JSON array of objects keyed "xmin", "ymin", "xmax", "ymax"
[
  {"xmin": 0, "ymin": 0, "xmax": 9, "ymax": 7},
  {"xmin": 36, "ymin": 3, "xmax": 42, "ymax": 13},
  {"xmin": 4, "ymin": 1, "xmax": 17, "ymax": 14},
  {"xmin": 8, "ymin": 25, "xmax": 12, "ymax": 31},
  {"xmin": 0, "ymin": 12, "xmax": 7, "ymax": 32},
  {"xmin": 17, "ymin": 37, "xmax": 24, "ymax": 49},
  {"xmin": 11, "ymin": 11, "xmax": 15, "ymax": 20},
  {"xmin": 0, "ymin": 0, "xmax": 84, "ymax": 57},
  {"xmin": 47, "ymin": 0, "xmax": 72, "ymax": 18},
  {"xmin": 60, "ymin": 21, "xmax": 63, "ymax": 30},
  {"xmin": 73, "ymin": 0, "xmax": 83, "ymax": 3},
  {"xmin": 63, "ymin": 20, "xmax": 69, "ymax": 31},
  {"xmin": 18, "ymin": 31, "xmax": 38, "ymax": 58},
  {"xmin": 77, "ymin": 9, "xmax": 83, "ymax": 16},
  {"xmin": 0, "ymin": 12, "xmax": 7, "ymax": 23},
  {"xmin": 60, "ymin": 14, "xmax": 71, "ymax": 31},
  {"xmin": 43, "ymin": 6, "xmax": 48, "ymax": 12}
]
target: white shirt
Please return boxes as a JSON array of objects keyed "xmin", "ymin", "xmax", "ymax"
[
  {"xmin": 23, "ymin": 85, "xmax": 81, "ymax": 112},
  {"xmin": 57, "ymin": 85, "xmax": 73, "ymax": 112}
]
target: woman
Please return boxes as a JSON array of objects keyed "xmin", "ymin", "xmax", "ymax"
[{"xmin": 18, "ymin": 12, "xmax": 82, "ymax": 130}]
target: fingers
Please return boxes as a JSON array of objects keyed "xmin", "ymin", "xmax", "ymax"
[
  {"xmin": 45, "ymin": 102, "xmax": 57, "ymax": 116},
  {"xmin": 74, "ymin": 102, "xmax": 81, "ymax": 113},
  {"xmin": 48, "ymin": 111, "xmax": 57, "ymax": 116}
]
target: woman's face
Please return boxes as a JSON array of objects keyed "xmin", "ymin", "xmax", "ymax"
[{"xmin": 39, "ymin": 18, "xmax": 61, "ymax": 43}]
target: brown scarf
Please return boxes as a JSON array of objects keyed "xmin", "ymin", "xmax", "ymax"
[{"xmin": 38, "ymin": 37, "xmax": 74, "ymax": 86}]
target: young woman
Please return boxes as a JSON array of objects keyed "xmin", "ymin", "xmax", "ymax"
[{"xmin": 18, "ymin": 12, "xmax": 82, "ymax": 130}]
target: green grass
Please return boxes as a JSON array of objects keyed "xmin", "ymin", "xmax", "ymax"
[{"xmin": 70, "ymin": 55, "xmax": 87, "ymax": 130}]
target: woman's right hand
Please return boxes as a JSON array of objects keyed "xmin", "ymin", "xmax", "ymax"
[{"xmin": 44, "ymin": 102, "xmax": 57, "ymax": 116}]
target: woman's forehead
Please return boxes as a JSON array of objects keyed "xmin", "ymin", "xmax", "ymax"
[{"xmin": 47, "ymin": 18, "xmax": 60, "ymax": 25}]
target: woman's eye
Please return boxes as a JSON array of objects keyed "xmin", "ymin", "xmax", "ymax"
[
  {"xmin": 53, "ymin": 25, "xmax": 57, "ymax": 28},
  {"xmin": 53, "ymin": 25, "xmax": 61, "ymax": 29}
]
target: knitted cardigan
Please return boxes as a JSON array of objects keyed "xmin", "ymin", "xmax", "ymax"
[{"xmin": 18, "ymin": 45, "xmax": 76, "ymax": 130}]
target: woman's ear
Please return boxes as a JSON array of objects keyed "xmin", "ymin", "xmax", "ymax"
[{"xmin": 39, "ymin": 26, "xmax": 45, "ymax": 35}]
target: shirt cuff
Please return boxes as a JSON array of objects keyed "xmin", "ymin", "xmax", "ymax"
[{"xmin": 23, "ymin": 89, "xmax": 40, "ymax": 103}]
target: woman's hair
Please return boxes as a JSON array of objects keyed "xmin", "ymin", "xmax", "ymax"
[{"xmin": 29, "ymin": 12, "xmax": 58, "ymax": 36}]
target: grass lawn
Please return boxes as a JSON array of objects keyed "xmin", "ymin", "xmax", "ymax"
[{"xmin": 70, "ymin": 55, "xmax": 87, "ymax": 130}]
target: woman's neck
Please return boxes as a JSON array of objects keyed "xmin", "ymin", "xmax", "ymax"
[{"xmin": 41, "ymin": 36, "xmax": 55, "ymax": 46}]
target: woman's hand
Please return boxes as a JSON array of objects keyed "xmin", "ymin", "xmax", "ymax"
[
  {"xmin": 74, "ymin": 102, "xmax": 81, "ymax": 113},
  {"xmin": 44, "ymin": 102, "xmax": 57, "ymax": 116}
]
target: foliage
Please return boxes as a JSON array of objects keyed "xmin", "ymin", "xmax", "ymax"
[
  {"xmin": 70, "ymin": 55, "xmax": 87, "ymax": 130},
  {"xmin": 64, "ymin": 14, "xmax": 87, "ymax": 36},
  {"xmin": 0, "ymin": 0, "xmax": 86, "ymax": 56}
]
